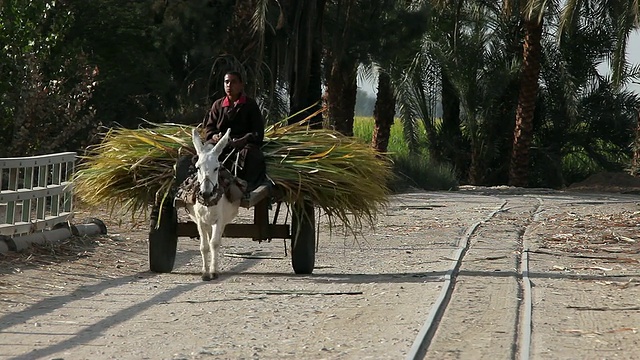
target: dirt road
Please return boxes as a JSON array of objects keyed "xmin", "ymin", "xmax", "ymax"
[{"xmin": 1, "ymin": 188, "xmax": 639, "ymax": 359}]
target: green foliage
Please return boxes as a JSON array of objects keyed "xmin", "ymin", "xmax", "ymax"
[
  {"xmin": 394, "ymin": 1, "xmax": 639, "ymax": 188},
  {"xmin": 530, "ymin": 11, "xmax": 640, "ymax": 188},
  {"xmin": 63, "ymin": 0, "xmax": 235, "ymax": 128},
  {"xmin": 0, "ymin": 0, "xmax": 240, "ymax": 156},
  {"xmin": 2, "ymin": 0, "xmax": 639, "ymax": 191},
  {"xmin": 353, "ymin": 116, "xmax": 458, "ymax": 191},
  {"xmin": 390, "ymin": 154, "xmax": 459, "ymax": 192},
  {"xmin": 396, "ymin": 3, "xmax": 522, "ymax": 185},
  {"xmin": 0, "ymin": 0, "xmax": 99, "ymax": 156}
]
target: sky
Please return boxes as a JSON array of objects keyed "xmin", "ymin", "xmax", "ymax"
[{"xmin": 626, "ymin": 30, "xmax": 640, "ymax": 93}]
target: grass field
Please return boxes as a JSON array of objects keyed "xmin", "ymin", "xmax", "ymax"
[{"xmin": 352, "ymin": 117, "xmax": 458, "ymax": 191}]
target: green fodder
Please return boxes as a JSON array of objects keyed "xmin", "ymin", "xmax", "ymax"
[
  {"xmin": 74, "ymin": 120, "xmax": 393, "ymax": 234},
  {"xmin": 73, "ymin": 123, "xmax": 194, "ymax": 218},
  {"xmin": 263, "ymin": 120, "xmax": 393, "ymax": 231}
]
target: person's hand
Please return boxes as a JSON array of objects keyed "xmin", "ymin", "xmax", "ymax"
[
  {"xmin": 207, "ymin": 133, "xmax": 221, "ymax": 144},
  {"xmin": 229, "ymin": 136, "xmax": 248, "ymax": 150}
]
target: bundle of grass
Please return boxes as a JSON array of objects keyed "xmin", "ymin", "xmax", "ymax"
[
  {"xmin": 263, "ymin": 121, "xmax": 393, "ymax": 231},
  {"xmin": 73, "ymin": 123, "xmax": 194, "ymax": 219},
  {"xmin": 74, "ymin": 120, "xmax": 393, "ymax": 233}
]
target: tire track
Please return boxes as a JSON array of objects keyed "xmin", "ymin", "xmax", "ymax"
[
  {"xmin": 516, "ymin": 196, "xmax": 543, "ymax": 360},
  {"xmin": 405, "ymin": 199, "xmax": 508, "ymax": 359},
  {"xmin": 406, "ymin": 195, "xmax": 543, "ymax": 360}
]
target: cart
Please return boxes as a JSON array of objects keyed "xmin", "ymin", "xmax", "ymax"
[{"xmin": 147, "ymin": 159, "xmax": 316, "ymax": 275}]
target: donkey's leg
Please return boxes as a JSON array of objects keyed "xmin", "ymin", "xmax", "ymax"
[
  {"xmin": 209, "ymin": 222, "xmax": 225, "ymax": 279},
  {"xmin": 198, "ymin": 221, "xmax": 214, "ymax": 281}
]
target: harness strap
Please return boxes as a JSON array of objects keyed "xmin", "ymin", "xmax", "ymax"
[{"xmin": 221, "ymin": 148, "xmax": 242, "ymax": 177}]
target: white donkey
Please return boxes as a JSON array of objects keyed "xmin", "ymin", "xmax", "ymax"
[{"xmin": 187, "ymin": 128, "xmax": 240, "ymax": 281}]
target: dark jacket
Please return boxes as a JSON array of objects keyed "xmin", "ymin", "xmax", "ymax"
[
  {"xmin": 203, "ymin": 94, "xmax": 265, "ymax": 146},
  {"xmin": 202, "ymin": 94, "xmax": 266, "ymax": 190}
]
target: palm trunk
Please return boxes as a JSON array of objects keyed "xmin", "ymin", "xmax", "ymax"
[
  {"xmin": 631, "ymin": 108, "xmax": 640, "ymax": 176},
  {"xmin": 286, "ymin": 0, "xmax": 325, "ymax": 127},
  {"xmin": 211, "ymin": 0, "xmax": 261, "ymax": 99},
  {"xmin": 440, "ymin": 72, "xmax": 467, "ymax": 180},
  {"xmin": 468, "ymin": 136, "xmax": 483, "ymax": 184},
  {"xmin": 224, "ymin": 0, "xmax": 258, "ymax": 59},
  {"xmin": 326, "ymin": 58, "xmax": 358, "ymax": 136},
  {"xmin": 371, "ymin": 72, "xmax": 395, "ymax": 152},
  {"xmin": 509, "ymin": 18, "xmax": 543, "ymax": 187}
]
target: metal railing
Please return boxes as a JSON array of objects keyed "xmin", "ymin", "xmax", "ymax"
[{"xmin": 0, "ymin": 152, "xmax": 76, "ymax": 237}]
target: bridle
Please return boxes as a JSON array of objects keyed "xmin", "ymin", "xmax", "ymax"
[
  {"xmin": 203, "ymin": 175, "xmax": 218, "ymax": 193},
  {"xmin": 197, "ymin": 173, "xmax": 224, "ymax": 207},
  {"xmin": 192, "ymin": 129, "xmax": 241, "ymax": 206}
]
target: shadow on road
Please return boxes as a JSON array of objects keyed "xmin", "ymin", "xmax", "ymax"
[{"xmin": 1, "ymin": 256, "xmax": 263, "ymax": 360}]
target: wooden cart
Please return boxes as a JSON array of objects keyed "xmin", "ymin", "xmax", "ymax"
[{"xmin": 147, "ymin": 180, "xmax": 316, "ymax": 275}]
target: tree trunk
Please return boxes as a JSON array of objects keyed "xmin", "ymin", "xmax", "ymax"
[
  {"xmin": 371, "ymin": 72, "xmax": 395, "ymax": 153},
  {"xmin": 214, "ymin": 0, "xmax": 259, "ymax": 97},
  {"xmin": 468, "ymin": 137, "xmax": 483, "ymax": 185},
  {"xmin": 439, "ymin": 71, "xmax": 467, "ymax": 180},
  {"xmin": 223, "ymin": 0, "xmax": 258, "ymax": 60},
  {"xmin": 326, "ymin": 57, "xmax": 358, "ymax": 136},
  {"xmin": 509, "ymin": 18, "xmax": 543, "ymax": 187},
  {"xmin": 286, "ymin": 0, "xmax": 325, "ymax": 127},
  {"xmin": 631, "ymin": 108, "xmax": 640, "ymax": 176}
]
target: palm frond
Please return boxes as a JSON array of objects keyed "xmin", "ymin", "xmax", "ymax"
[{"xmin": 74, "ymin": 120, "xmax": 393, "ymax": 235}]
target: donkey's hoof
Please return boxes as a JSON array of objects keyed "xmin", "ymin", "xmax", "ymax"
[{"xmin": 201, "ymin": 273, "xmax": 218, "ymax": 281}]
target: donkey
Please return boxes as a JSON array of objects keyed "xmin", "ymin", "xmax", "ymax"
[{"xmin": 186, "ymin": 128, "xmax": 241, "ymax": 281}]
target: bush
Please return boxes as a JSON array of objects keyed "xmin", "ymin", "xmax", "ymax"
[{"xmin": 390, "ymin": 153, "xmax": 458, "ymax": 192}]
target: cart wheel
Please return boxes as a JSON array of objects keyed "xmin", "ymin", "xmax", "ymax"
[
  {"xmin": 148, "ymin": 201, "xmax": 178, "ymax": 273},
  {"xmin": 291, "ymin": 200, "xmax": 315, "ymax": 274}
]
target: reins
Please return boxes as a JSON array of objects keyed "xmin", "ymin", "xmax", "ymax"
[{"xmin": 221, "ymin": 148, "xmax": 241, "ymax": 176}]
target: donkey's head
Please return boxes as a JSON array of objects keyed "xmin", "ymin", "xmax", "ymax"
[{"xmin": 191, "ymin": 128, "xmax": 231, "ymax": 203}]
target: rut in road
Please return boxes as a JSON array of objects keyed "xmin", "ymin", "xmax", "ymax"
[{"xmin": 407, "ymin": 195, "xmax": 543, "ymax": 360}]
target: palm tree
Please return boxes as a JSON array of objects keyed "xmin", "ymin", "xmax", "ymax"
[
  {"xmin": 429, "ymin": 1, "xmax": 467, "ymax": 176},
  {"xmin": 558, "ymin": 1, "xmax": 640, "ymax": 176},
  {"xmin": 369, "ymin": 2, "xmax": 431, "ymax": 153},
  {"xmin": 250, "ymin": 0, "xmax": 326, "ymax": 124},
  {"xmin": 396, "ymin": 1, "xmax": 522, "ymax": 184},
  {"xmin": 507, "ymin": 0, "xmax": 548, "ymax": 187},
  {"xmin": 532, "ymin": 3, "xmax": 640, "ymax": 186},
  {"xmin": 559, "ymin": 1, "xmax": 640, "ymax": 88},
  {"xmin": 323, "ymin": 0, "xmax": 359, "ymax": 136},
  {"xmin": 323, "ymin": 0, "xmax": 430, "ymax": 139},
  {"xmin": 281, "ymin": 0, "xmax": 326, "ymax": 126},
  {"xmin": 510, "ymin": 0, "xmax": 640, "ymax": 186},
  {"xmin": 371, "ymin": 70, "xmax": 396, "ymax": 152}
]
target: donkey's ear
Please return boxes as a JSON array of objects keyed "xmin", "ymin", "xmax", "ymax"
[
  {"xmin": 213, "ymin": 128, "xmax": 232, "ymax": 154},
  {"xmin": 192, "ymin": 128, "xmax": 205, "ymax": 154}
]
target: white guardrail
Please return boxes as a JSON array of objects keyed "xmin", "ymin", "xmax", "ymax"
[{"xmin": 0, "ymin": 152, "xmax": 76, "ymax": 237}]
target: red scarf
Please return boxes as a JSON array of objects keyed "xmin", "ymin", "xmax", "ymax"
[{"xmin": 222, "ymin": 94, "xmax": 247, "ymax": 107}]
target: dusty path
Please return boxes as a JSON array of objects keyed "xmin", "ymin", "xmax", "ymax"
[{"xmin": 1, "ymin": 188, "xmax": 639, "ymax": 359}]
